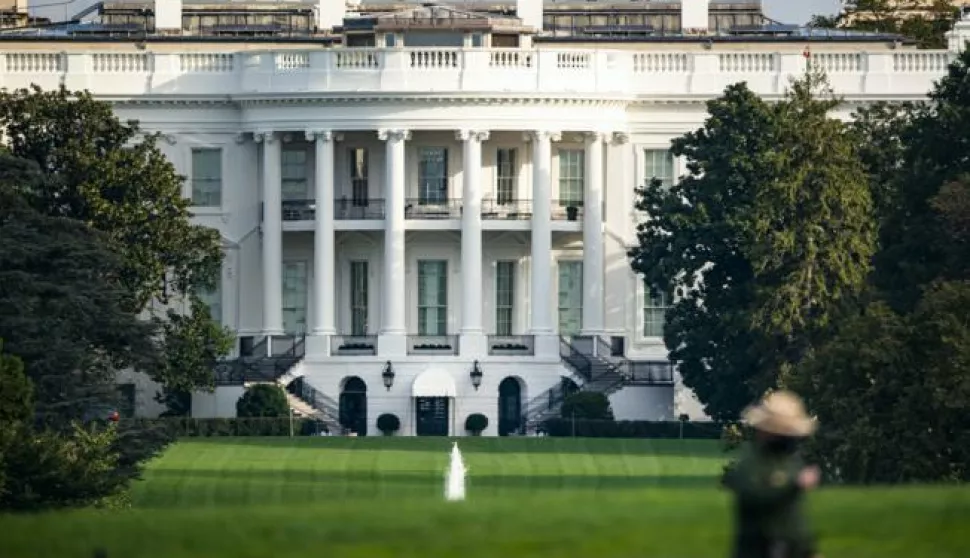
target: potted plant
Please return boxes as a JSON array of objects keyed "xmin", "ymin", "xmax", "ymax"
[
  {"xmin": 566, "ymin": 205, "xmax": 579, "ymax": 221},
  {"xmin": 377, "ymin": 413, "xmax": 400, "ymax": 436},
  {"xmin": 465, "ymin": 413, "xmax": 488, "ymax": 436}
]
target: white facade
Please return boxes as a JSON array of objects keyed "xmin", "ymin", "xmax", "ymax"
[{"xmin": 1, "ymin": 4, "xmax": 961, "ymax": 435}]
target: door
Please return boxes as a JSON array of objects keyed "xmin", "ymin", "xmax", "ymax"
[
  {"xmin": 498, "ymin": 377, "xmax": 522, "ymax": 436},
  {"xmin": 415, "ymin": 397, "xmax": 449, "ymax": 436},
  {"xmin": 339, "ymin": 377, "xmax": 368, "ymax": 436}
]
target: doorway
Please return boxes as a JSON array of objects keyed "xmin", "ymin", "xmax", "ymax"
[
  {"xmin": 415, "ymin": 397, "xmax": 449, "ymax": 436},
  {"xmin": 498, "ymin": 377, "xmax": 523, "ymax": 436},
  {"xmin": 339, "ymin": 376, "xmax": 368, "ymax": 436}
]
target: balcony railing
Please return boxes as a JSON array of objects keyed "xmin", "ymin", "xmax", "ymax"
[
  {"xmin": 551, "ymin": 199, "xmax": 584, "ymax": 221},
  {"xmin": 330, "ymin": 335, "xmax": 378, "ymax": 356},
  {"xmin": 628, "ymin": 361, "xmax": 675, "ymax": 385},
  {"xmin": 335, "ymin": 197, "xmax": 385, "ymax": 220},
  {"xmin": 482, "ymin": 199, "xmax": 533, "ymax": 220},
  {"xmin": 487, "ymin": 335, "xmax": 535, "ymax": 356},
  {"xmin": 405, "ymin": 198, "xmax": 462, "ymax": 220},
  {"xmin": 407, "ymin": 335, "xmax": 459, "ymax": 355},
  {"xmin": 282, "ymin": 199, "xmax": 314, "ymax": 221}
]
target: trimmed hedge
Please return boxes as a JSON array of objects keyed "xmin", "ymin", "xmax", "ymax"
[
  {"xmin": 541, "ymin": 418, "xmax": 723, "ymax": 439},
  {"xmin": 124, "ymin": 417, "xmax": 329, "ymax": 438}
]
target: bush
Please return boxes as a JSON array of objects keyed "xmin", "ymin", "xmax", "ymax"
[
  {"xmin": 124, "ymin": 417, "xmax": 328, "ymax": 437},
  {"xmin": 465, "ymin": 413, "xmax": 488, "ymax": 435},
  {"xmin": 236, "ymin": 384, "xmax": 289, "ymax": 418},
  {"xmin": 376, "ymin": 413, "xmax": 400, "ymax": 436},
  {"xmin": 560, "ymin": 392, "xmax": 614, "ymax": 420},
  {"xmin": 541, "ymin": 418, "xmax": 723, "ymax": 439},
  {"xmin": 0, "ymin": 341, "xmax": 31, "ymax": 424}
]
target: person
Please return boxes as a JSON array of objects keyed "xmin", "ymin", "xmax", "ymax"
[{"xmin": 722, "ymin": 390, "xmax": 822, "ymax": 558}]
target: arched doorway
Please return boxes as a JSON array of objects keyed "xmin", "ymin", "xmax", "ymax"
[
  {"xmin": 498, "ymin": 377, "xmax": 523, "ymax": 436},
  {"xmin": 339, "ymin": 376, "xmax": 367, "ymax": 436}
]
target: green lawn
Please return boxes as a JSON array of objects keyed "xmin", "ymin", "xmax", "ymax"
[{"xmin": 1, "ymin": 437, "xmax": 967, "ymax": 558}]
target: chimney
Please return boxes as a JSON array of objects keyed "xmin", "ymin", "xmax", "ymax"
[
  {"xmin": 516, "ymin": 0, "xmax": 543, "ymax": 32},
  {"xmin": 154, "ymin": 0, "xmax": 182, "ymax": 34},
  {"xmin": 680, "ymin": 0, "xmax": 709, "ymax": 35},
  {"xmin": 317, "ymin": 0, "xmax": 347, "ymax": 32}
]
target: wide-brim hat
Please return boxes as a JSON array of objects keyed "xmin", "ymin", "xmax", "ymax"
[{"xmin": 742, "ymin": 390, "xmax": 818, "ymax": 438}]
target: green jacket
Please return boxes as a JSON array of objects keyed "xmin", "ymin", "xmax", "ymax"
[{"xmin": 721, "ymin": 444, "xmax": 818, "ymax": 558}]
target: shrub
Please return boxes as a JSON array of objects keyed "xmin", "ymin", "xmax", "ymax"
[
  {"xmin": 560, "ymin": 392, "xmax": 614, "ymax": 420},
  {"xmin": 376, "ymin": 413, "xmax": 400, "ymax": 436},
  {"xmin": 124, "ymin": 417, "xmax": 328, "ymax": 437},
  {"xmin": 541, "ymin": 418, "xmax": 723, "ymax": 439},
  {"xmin": 236, "ymin": 384, "xmax": 289, "ymax": 418},
  {"xmin": 465, "ymin": 413, "xmax": 488, "ymax": 435},
  {"xmin": 0, "ymin": 340, "xmax": 31, "ymax": 424}
]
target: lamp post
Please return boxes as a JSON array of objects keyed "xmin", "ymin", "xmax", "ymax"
[
  {"xmin": 470, "ymin": 360, "xmax": 483, "ymax": 390},
  {"xmin": 382, "ymin": 361, "xmax": 395, "ymax": 391}
]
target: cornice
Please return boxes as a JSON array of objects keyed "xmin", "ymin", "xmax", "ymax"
[{"xmin": 106, "ymin": 94, "xmax": 633, "ymax": 109}]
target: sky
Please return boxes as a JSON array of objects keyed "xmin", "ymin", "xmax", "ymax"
[{"xmin": 763, "ymin": 0, "xmax": 843, "ymax": 25}]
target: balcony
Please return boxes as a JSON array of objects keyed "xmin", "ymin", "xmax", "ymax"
[
  {"xmin": 282, "ymin": 199, "xmax": 314, "ymax": 221},
  {"xmin": 627, "ymin": 361, "xmax": 675, "ymax": 385},
  {"xmin": 407, "ymin": 335, "xmax": 459, "ymax": 356},
  {"xmin": 336, "ymin": 197, "xmax": 385, "ymax": 220},
  {"xmin": 487, "ymin": 335, "xmax": 535, "ymax": 356},
  {"xmin": 550, "ymin": 200, "xmax": 584, "ymax": 221},
  {"xmin": 330, "ymin": 335, "xmax": 378, "ymax": 356},
  {"xmin": 0, "ymin": 49, "xmax": 951, "ymax": 99},
  {"xmin": 482, "ymin": 199, "xmax": 532, "ymax": 220},
  {"xmin": 405, "ymin": 198, "xmax": 462, "ymax": 220}
]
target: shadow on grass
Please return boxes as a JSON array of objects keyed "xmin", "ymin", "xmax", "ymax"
[{"xmin": 170, "ymin": 436, "xmax": 727, "ymax": 457}]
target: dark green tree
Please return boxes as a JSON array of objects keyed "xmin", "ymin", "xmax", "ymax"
[
  {"xmin": 236, "ymin": 384, "xmax": 290, "ymax": 418},
  {"xmin": 628, "ymin": 73, "xmax": 875, "ymax": 421},
  {"xmin": 0, "ymin": 86, "xmax": 232, "ymax": 398},
  {"xmin": 810, "ymin": 0, "xmax": 959, "ymax": 49},
  {"xmin": 0, "ymin": 340, "xmax": 31, "ymax": 425}
]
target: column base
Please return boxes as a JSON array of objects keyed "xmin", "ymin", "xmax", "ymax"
[
  {"xmin": 459, "ymin": 332, "xmax": 488, "ymax": 358},
  {"xmin": 531, "ymin": 333, "xmax": 560, "ymax": 359},
  {"xmin": 304, "ymin": 334, "xmax": 331, "ymax": 358},
  {"xmin": 378, "ymin": 333, "xmax": 408, "ymax": 358}
]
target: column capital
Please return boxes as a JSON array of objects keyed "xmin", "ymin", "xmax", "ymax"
[
  {"xmin": 377, "ymin": 129, "xmax": 411, "ymax": 142},
  {"xmin": 610, "ymin": 131, "xmax": 630, "ymax": 145},
  {"xmin": 234, "ymin": 132, "xmax": 247, "ymax": 144},
  {"xmin": 456, "ymin": 130, "xmax": 490, "ymax": 143},
  {"xmin": 582, "ymin": 131, "xmax": 610, "ymax": 144},
  {"xmin": 523, "ymin": 130, "xmax": 562, "ymax": 143},
  {"xmin": 253, "ymin": 131, "xmax": 277, "ymax": 144},
  {"xmin": 305, "ymin": 130, "xmax": 343, "ymax": 143}
]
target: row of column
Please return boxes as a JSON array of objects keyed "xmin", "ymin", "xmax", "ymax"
[{"xmin": 255, "ymin": 128, "xmax": 624, "ymax": 345}]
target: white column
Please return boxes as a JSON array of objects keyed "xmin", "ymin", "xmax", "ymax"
[
  {"xmin": 307, "ymin": 130, "xmax": 337, "ymax": 342},
  {"xmin": 458, "ymin": 129, "xmax": 489, "ymax": 356},
  {"xmin": 255, "ymin": 131, "xmax": 283, "ymax": 338},
  {"xmin": 528, "ymin": 131, "xmax": 560, "ymax": 344},
  {"xmin": 581, "ymin": 132, "xmax": 606, "ymax": 337},
  {"xmin": 378, "ymin": 129, "xmax": 410, "ymax": 356},
  {"xmin": 603, "ymin": 132, "xmax": 631, "ymax": 336}
]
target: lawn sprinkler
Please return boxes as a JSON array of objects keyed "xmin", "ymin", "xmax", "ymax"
[{"xmin": 445, "ymin": 441, "xmax": 466, "ymax": 501}]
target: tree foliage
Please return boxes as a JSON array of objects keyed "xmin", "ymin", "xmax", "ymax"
[
  {"xmin": 0, "ymin": 340, "xmax": 32, "ymax": 425},
  {"xmin": 811, "ymin": 0, "xmax": 959, "ymax": 49},
  {"xmin": 236, "ymin": 384, "xmax": 290, "ymax": 418},
  {"xmin": 628, "ymin": 72, "xmax": 875, "ymax": 421}
]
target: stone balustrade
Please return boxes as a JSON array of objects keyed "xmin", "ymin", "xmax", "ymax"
[{"xmin": 0, "ymin": 48, "xmax": 955, "ymax": 98}]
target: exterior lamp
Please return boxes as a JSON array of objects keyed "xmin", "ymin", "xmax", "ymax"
[
  {"xmin": 470, "ymin": 360, "xmax": 483, "ymax": 390},
  {"xmin": 382, "ymin": 361, "xmax": 395, "ymax": 391}
]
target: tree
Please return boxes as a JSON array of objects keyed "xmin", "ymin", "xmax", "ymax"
[
  {"xmin": 0, "ymin": 86, "xmax": 232, "ymax": 398},
  {"xmin": 236, "ymin": 384, "xmax": 290, "ymax": 418},
  {"xmin": 628, "ymin": 73, "xmax": 875, "ymax": 421},
  {"xmin": 810, "ymin": 1, "xmax": 959, "ymax": 49},
  {"xmin": 0, "ymin": 340, "xmax": 31, "ymax": 425}
]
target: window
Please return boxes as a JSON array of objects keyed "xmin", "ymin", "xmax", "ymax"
[
  {"xmin": 196, "ymin": 275, "xmax": 222, "ymax": 325},
  {"xmin": 557, "ymin": 261, "xmax": 583, "ymax": 335},
  {"xmin": 419, "ymin": 147, "xmax": 448, "ymax": 204},
  {"xmin": 495, "ymin": 261, "xmax": 515, "ymax": 335},
  {"xmin": 496, "ymin": 148, "xmax": 517, "ymax": 205},
  {"xmin": 282, "ymin": 261, "xmax": 308, "ymax": 334},
  {"xmin": 471, "ymin": 33, "xmax": 484, "ymax": 47},
  {"xmin": 385, "ymin": 33, "xmax": 397, "ymax": 47},
  {"xmin": 558, "ymin": 149, "xmax": 584, "ymax": 206},
  {"xmin": 281, "ymin": 146, "xmax": 309, "ymax": 201},
  {"xmin": 191, "ymin": 148, "xmax": 222, "ymax": 207},
  {"xmin": 643, "ymin": 285, "xmax": 668, "ymax": 338},
  {"xmin": 418, "ymin": 260, "xmax": 448, "ymax": 335},
  {"xmin": 349, "ymin": 148, "xmax": 369, "ymax": 206},
  {"xmin": 350, "ymin": 261, "xmax": 368, "ymax": 336},
  {"xmin": 644, "ymin": 149, "xmax": 675, "ymax": 188}
]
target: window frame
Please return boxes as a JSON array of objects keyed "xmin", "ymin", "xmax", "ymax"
[
  {"xmin": 556, "ymin": 260, "xmax": 583, "ymax": 335},
  {"xmin": 495, "ymin": 260, "xmax": 515, "ymax": 336},
  {"xmin": 417, "ymin": 260, "xmax": 448, "ymax": 336},
  {"xmin": 190, "ymin": 147, "xmax": 223, "ymax": 208},
  {"xmin": 557, "ymin": 148, "xmax": 585, "ymax": 207}
]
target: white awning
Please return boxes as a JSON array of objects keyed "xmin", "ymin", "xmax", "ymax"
[{"xmin": 412, "ymin": 368, "xmax": 458, "ymax": 397}]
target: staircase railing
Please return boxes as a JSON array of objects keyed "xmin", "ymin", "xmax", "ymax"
[
  {"xmin": 287, "ymin": 377, "xmax": 341, "ymax": 428},
  {"xmin": 520, "ymin": 378, "xmax": 577, "ymax": 433},
  {"xmin": 559, "ymin": 336, "xmax": 593, "ymax": 381},
  {"xmin": 593, "ymin": 336, "xmax": 632, "ymax": 380},
  {"xmin": 273, "ymin": 334, "xmax": 306, "ymax": 378}
]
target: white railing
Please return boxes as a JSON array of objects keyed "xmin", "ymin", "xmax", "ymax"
[{"xmin": 0, "ymin": 48, "xmax": 955, "ymax": 98}]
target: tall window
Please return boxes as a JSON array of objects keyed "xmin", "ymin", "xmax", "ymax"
[
  {"xmin": 419, "ymin": 147, "xmax": 448, "ymax": 204},
  {"xmin": 191, "ymin": 148, "xmax": 222, "ymax": 207},
  {"xmin": 557, "ymin": 261, "xmax": 583, "ymax": 335},
  {"xmin": 281, "ymin": 147, "xmax": 309, "ymax": 201},
  {"xmin": 496, "ymin": 148, "xmax": 517, "ymax": 205},
  {"xmin": 644, "ymin": 149, "xmax": 675, "ymax": 188},
  {"xmin": 349, "ymin": 148, "xmax": 369, "ymax": 206},
  {"xmin": 418, "ymin": 260, "xmax": 448, "ymax": 335},
  {"xmin": 350, "ymin": 261, "xmax": 369, "ymax": 336},
  {"xmin": 495, "ymin": 261, "xmax": 515, "ymax": 335},
  {"xmin": 643, "ymin": 285, "xmax": 668, "ymax": 338},
  {"xmin": 196, "ymin": 275, "xmax": 222, "ymax": 325},
  {"xmin": 558, "ymin": 149, "xmax": 584, "ymax": 206},
  {"xmin": 282, "ymin": 261, "xmax": 308, "ymax": 334}
]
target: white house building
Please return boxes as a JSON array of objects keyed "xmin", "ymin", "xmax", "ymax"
[{"xmin": 1, "ymin": 0, "xmax": 965, "ymax": 436}]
